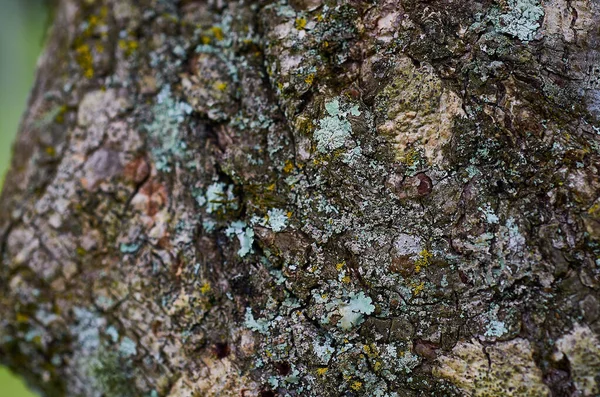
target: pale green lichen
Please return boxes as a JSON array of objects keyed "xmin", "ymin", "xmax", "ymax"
[
  {"xmin": 119, "ymin": 243, "xmax": 139, "ymax": 253},
  {"xmin": 267, "ymin": 208, "xmax": 289, "ymax": 232},
  {"xmin": 484, "ymin": 320, "xmax": 508, "ymax": 337},
  {"xmin": 204, "ymin": 182, "xmax": 238, "ymax": 214},
  {"xmin": 244, "ymin": 307, "xmax": 270, "ymax": 335},
  {"xmin": 492, "ymin": 0, "xmax": 544, "ymax": 42},
  {"xmin": 313, "ymin": 98, "xmax": 360, "ymax": 153},
  {"xmin": 225, "ymin": 221, "xmax": 254, "ymax": 257},
  {"xmin": 118, "ymin": 337, "xmax": 137, "ymax": 357},
  {"xmin": 479, "ymin": 203, "xmax": 499, "ymax": 224},
  {"xmin": 145, "ymin": 85, "xmax": 194, "ymax": 172},
  {"xmin": 338, "ymin": 291, "xmax": 375, "ymax": 331}
]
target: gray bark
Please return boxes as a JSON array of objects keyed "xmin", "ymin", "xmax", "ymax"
[{"xmin": 1, "ymin": 0, "xmax": 600, "ymax": 396}]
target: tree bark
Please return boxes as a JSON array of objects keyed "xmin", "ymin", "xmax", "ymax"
[{"xmin": 1, "ymin": 0, "xmax": 600, "ymax": 396}]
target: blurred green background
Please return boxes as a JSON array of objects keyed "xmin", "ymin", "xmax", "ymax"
[{"xmin": 0, "ymin": 0, "xmax": 48, "ymax": 396}]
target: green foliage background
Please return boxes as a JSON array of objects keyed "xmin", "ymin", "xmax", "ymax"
[{"xmin": 0, "ymin": 0, "xmax": 47, "ymax": 396}]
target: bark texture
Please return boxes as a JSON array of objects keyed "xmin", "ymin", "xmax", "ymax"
[{"xmin": 1, "ymin": 0, "xmax": 600, "ymax": 396}]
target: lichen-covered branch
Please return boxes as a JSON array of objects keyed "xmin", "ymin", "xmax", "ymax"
[{"xmin": 1, "ymin": 0, "xmax": 600, "ymax": 396}]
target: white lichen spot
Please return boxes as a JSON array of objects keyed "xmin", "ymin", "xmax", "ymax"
[
  {"xmin": 554, "ymin": 324, "xmax": 600, "ymax": 396},
  {"xmin": 338, "ymin": 291, "xmax": 375, "ymax": 331},
  {"xmin": 434, "ymin": 338, "xmax": 550, "ymax": 396}
]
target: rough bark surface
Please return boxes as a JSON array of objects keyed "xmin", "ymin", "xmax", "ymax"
[{"xmin": 1, "ymin": 0, "xmax": 600, "ymax": 396}]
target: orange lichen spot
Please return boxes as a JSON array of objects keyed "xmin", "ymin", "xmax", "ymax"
[
  {"xmin": 286, "ymin": 211, "xmax": 292, "ymax": 218},
  {"xmin": 211, "ymin": 26, "xmax": 224, "ymax": 41},
  {"xmin": 295, "ymin": 17, "xmax": 307, "ymax": 30}
]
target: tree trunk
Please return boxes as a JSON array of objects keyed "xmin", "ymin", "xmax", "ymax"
[{"xmin": 2, "ymin": 0, "xmax": 600, "ymax": 396}]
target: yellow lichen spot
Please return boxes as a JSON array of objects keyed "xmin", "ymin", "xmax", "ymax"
[
  {"xmin": 266, "ymin": 183, "xmax": 276, "ymax": 192},
  {"xmin": 95, "ymin": 43, "xmax": 104, "ymax": 53},
  {"xmin": 414, "ymin": 249, "xmax": 432, "ymax": 273},
  {"xmin": 76, "ymin": 246, "xmax": 86, "ymax": 256},
  {"xmin": 16, "ymin": 313, "xmax": 28, "ymax": 323},
  {"xmin": 215, "ymin": 81, "xmax": 228, "ymax": 91},
  {"xmin": 316, "ymin": 367, "xmax": 328, "ymax": 376},
  {"xmin": 45, "ymin": 146, "xmax": 56, "ymax": 156},
  {"xmin": 321, "ymin": 294, "xmax": 327, "ymax": 299},
  {"xmin": 351, "ymin": 381, "xmax": 363, "ymax": 391},
  {"xmin": 401, "ymin": 147, "xmax": 420, "ymax": 166},
  {"xmin": 75, "ymin": 44, "xmax": 94, "ymax": 78},
  {"xmin": 54, "ymin": 105, "xmax": 68, "ymax": 123},
  {"xmin": 363, "ymin": 343, "xmax": 379, "ymax": 358},
  {"xmin": 335, "ymin": 261, "xmax": 345, "ymax": 271},
  {"xmin": 341, "ymin": 275, "xmax": 351, "ymax": 284},
  {"xmin": 295, "ymin": 17, "xmax": 307, "ymax": 30},
  {"xmin": 588, "ymin": 202, "xmax": 600, "ymax": 216},
  {"xmin": 283, "ymin": 160, "xmax": 294, "ymax": 173},
  {"xmin": 316, "ymin": 14, "xmax": 324, "ymax": 22},
  {"xmin": 200, "ymin": 282, "xmax": 211, "ymax": 294},
  {"xmin": 211, "ymin": 26, "xmax": 224, "ymax": 41},
  {"xmin": 201, "ymin": 35, "xmax": 211, "ymax": 44},
  {"xmin": 374, "ymin": 361, "xmax": 382, "ymax": 372},
  {"xmin": 119, "ymin": 39, "xmax": 139, "ymax": 56},
  {"xmin": 286, "ymin": 211, "xmax": 293, "ymax": 218},
  {"xmin": 412, "ymin": 281, "xmax": 425, "ymax": 295},
  {"xmin": 304, "ymin": 73, "xmax": 315, "ymax": 85}
]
